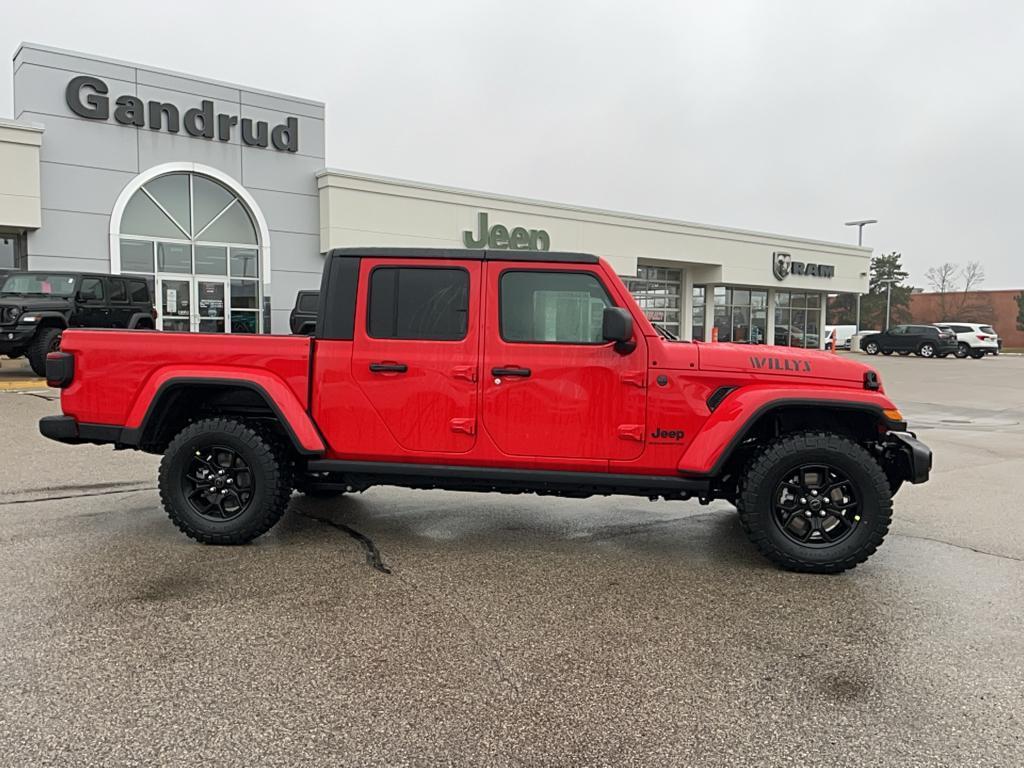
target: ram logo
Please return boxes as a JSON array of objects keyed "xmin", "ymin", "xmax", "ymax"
[{"xmin": 772, "ymin": 251, "xmax": 792, "ymax": 281}]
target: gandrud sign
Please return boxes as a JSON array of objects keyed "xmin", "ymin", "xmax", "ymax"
[{"xmin": 65, "ymin": 75, "xmax": 299, "ymax": 152}]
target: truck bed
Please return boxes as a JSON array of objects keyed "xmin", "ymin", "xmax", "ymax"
[{"xmin": 56, "ymin": 330, "xmax": 312, "ymax": 429}]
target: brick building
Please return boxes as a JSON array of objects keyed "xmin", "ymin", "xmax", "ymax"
[{"xmin": 909, "ymin": 289, "xmax": 1024, "ymax": 349}]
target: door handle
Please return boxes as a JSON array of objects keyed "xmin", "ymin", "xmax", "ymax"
[
  {"xmin": 369, "ymin": 362, "xmax": 408, "ymax": 373},
  {"xmin": 491, "ymin": 367, "xmax": 531, "ymax": 377}
]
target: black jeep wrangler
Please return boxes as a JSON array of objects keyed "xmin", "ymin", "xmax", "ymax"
[{"xmin": 0, "ymin": 271, "xmax": 156, "ymax": 376}]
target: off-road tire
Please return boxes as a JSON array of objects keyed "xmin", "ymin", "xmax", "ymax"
[
  {"xmin": 159, "ymin": 418, "xmax": 292, "ymax": 544},
  {"xmin": 864, "ymin": 341, "xmax": 879, "ymax": 355},
  {"xmin": 27, "ymin": 327, "xmax": 62, "ymax": 377},
  {"xmin": 736, "ymin": 431, "xmax": 892, "ymax": 574}
]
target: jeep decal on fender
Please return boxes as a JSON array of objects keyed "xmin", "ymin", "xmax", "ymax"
[
  {"xmin": 750, "ymin": 356, "xmax": 812, "ymax": 373},
  {"xmin": 650, "ymin": 428, "xmax": 685, "ymax": 441}
]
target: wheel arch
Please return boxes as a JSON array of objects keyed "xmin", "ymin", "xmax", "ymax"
[
  {"xmin": 679, "ymin": 394, "xmax": 902, "ymax": 481},
  {"xmin": 123, "ymin": 375, "xmax": 325, "ymax": 457}
]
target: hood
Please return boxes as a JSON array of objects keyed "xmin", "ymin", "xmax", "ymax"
[
  {"xmin": 0, "ymin": 296, "xmax": 73, "ymax": 312},
  {"xmin": 697, "ymin": 342, "xmax": 876, "ymax": 386}
]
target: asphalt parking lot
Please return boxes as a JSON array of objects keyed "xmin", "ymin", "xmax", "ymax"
[{"xmin": 1, "ymin": 353, "xmax": 1022, "ymax": 767}]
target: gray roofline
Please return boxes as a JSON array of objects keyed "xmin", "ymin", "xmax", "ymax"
[
  {"xmin": 0, "ymin": 116, "xmax": 44, "ymax": 132},
  {"xmin": 317, "ymin": 168, "xmax": 873, "ymax": 255},
  {"xmin": 13, "ymin": 42, "xmax": 326, "ymax": 109}
]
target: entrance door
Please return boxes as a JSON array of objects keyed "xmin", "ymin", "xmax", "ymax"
[
  {"xmin": 157, "ymin": 276, "xmax": 229, "ymax": 332},
  {"xmin": 158, "ymin": 277, "xmax": 192, "ymax": 332},
  {"xmin": 195, "ymin": 278, "xmax": 228, "ymax": 333},
  {"xmin": 481, "ymin": 263, "xmax": 648, "ymax": 462}
]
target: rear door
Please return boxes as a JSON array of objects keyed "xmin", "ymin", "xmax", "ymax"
[
  {"xmin": 350, "ymin": 259, "xmax": 480, "ymax": 455},
  {"xmin": 480, "ymin": 263, "xmax": 647, "ymax": 461},
  {"xmin": 106, "ymin": 278, "xmax": 132, "ymax": 327}
]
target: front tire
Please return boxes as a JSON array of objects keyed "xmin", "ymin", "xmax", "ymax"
[
  {"xmin": 736, "ymin": 431, "xmax": 892, "ymax": 574},
  {"xmin": 159, "ymin": 418, "xmax": 293, "ymax": 544},
  {"xmin": 27, "ymin": 327, "xmax": 62, "ymax": 377},
  {"xmin": 956, "ymin": 342, "xmax": 970, "ymax": 358}
]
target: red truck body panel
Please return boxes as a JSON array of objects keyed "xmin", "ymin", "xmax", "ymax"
[{"xmin": 51, "ymin": 254, "xmax": 900, "ymax": 480}]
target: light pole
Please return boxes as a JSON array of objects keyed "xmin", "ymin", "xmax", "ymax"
[
  {"xmin": 845, "ymin": 219, "xmax": 877, "ymax": 332},
  {"xmin": 878, "ymin": 277, "xmax": 896, "ymax": 330}
]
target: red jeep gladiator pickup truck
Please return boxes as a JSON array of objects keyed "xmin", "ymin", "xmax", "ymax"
[{"xmin": 40, "ymin": 248, "xmax": 931, "ymax": 573}]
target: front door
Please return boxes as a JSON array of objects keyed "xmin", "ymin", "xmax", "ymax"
[
  {"xmin": 480, "ymin": 263, "xmax": 648, "ymax": 462},
  {"xmin": 158, "ymin": 277, "xmax": 192, "ymax": 332},
  {"xmin": 350, "ymin": 259, "xmax": 481, "ymax": 455},
  {"xmin": 195, "ymin": 279, "xmax": 228, "ymax": 333}
]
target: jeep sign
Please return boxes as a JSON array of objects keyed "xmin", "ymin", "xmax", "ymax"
[
  {"xmin": 65, "ymin": 75, "xmax": 299, "ymax": 152},
  {"xmin": 463, "ymin": 212, "xmax": 550, "ymax": 251},
  {"xmin": 772, "ymin": 251, "xmax": 834, "ymax": 280}
]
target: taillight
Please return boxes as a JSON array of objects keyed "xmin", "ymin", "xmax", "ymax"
[
  {"xmin": 45, "ymin": 351, "xmax": 75, "ymax": 388},
  {"xmin": 976, "ymin": 334, "xmax": 986, "ymax": 341}
]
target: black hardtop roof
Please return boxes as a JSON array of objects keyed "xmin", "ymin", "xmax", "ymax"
[
  {"xmin": 325, "ymin": 247, "xmax": 598, "ymax": 264},
  {"xmin": 1, "ymin": 270, "xmax": 144, "ymax": 280}
]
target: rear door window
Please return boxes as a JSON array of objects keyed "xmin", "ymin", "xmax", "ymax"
[
  {"xmin": 368, "ymin": 267, "xmax": 469, "ymax": 340},
  {"xmin": 108, "ymin": 278, "xmax": 127, "ymax": 303},
  {"xmin": 127, "ymin": 279, "xmax": 149, "ymax": 303}
]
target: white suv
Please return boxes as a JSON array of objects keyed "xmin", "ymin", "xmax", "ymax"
[{"xmin": 935, "ymin": 322, "xmax": 1000, "ymax": 359}]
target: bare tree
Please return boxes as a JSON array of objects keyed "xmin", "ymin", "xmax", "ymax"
[
  {"xmin": 925, "ymin": 262, "xmax": 959, "ymax": 319},
  {"xmin": 925, "ymin": 262, "xmax": 959, "ymax": 293},
  {"xmin": 962, "ymin": 261, "xmax": 986, "ymax": 292}
]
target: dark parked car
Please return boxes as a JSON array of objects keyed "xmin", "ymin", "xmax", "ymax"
[
  {"xmin": 0, "ymin": 271, "xmax": 156, "ymax": 375},
  {"xmin": 289, "ymin": 290, "xmax": 318, "ymax": 335},
  {"xmin": 860, "ymin": 324, "xmax": 957, "ymax": 359}
]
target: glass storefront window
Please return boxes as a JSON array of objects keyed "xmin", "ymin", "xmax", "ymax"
[
  {"xmin": 774, "ymin": 290, "xmax": 824, "ymax": 348},
  {"xmin": 695, "ymin": 286, "xmax": 767, "ymax": 343},
  {"xmin": 623, "ymin": 265, "xmax": 683, "ymax": 338},
  {"xmin": 118, "ymin": 172, "xmax": 262, "ymax": 334}
]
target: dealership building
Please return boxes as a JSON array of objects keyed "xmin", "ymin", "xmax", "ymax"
[{"xmin": 0, "ymin": 43, "xmax": 871, "ymax": 344}]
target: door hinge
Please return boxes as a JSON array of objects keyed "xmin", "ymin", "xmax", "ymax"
[
  {"xmin": 620, "ymin": 371, "xmax": 646, "ymax": 388},
  {"xmin": 617, "ymin": 424, "xmax": 644, "ymax": 441},
  {"xmin": 452, "ymin": 366, "xmax": 478, "ymax": 382},
  {"xmin": 450, "ymin": 418, "xmax": 476, "ymax": 435}
]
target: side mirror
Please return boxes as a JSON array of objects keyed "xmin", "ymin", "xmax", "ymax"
[{"xmin": 602, "ymin": 307, "xmax": 635, "ymax": 353}]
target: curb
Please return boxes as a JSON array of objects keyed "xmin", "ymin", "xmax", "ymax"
[{"xmin": 0, "ymin": 379, "xmax": 49, "ymax": 391}]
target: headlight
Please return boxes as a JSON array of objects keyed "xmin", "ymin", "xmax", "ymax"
[
  {"xmin": 19, "ymin": 314, "xmax": 39, "ymax": 323},
  {"xmin": 8, "ymin": 307, "xmax": 21, "ymax": 321}
]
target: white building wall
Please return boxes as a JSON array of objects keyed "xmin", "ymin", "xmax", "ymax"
[{"xmin": 0, "ymin": 119, "xmax": 43, "ymax": 230}]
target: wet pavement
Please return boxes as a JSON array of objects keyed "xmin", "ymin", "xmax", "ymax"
[{"xmin": 0, "ymin": 354, "xmax": 1022, "ymax": 767}]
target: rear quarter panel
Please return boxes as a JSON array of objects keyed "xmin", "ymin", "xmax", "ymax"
[{"xmin": 58, "ymin": 330, "xmax": 312, "ymax": 428}]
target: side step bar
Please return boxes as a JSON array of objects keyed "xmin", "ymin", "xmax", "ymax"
[{"xmin": 304, "ymin": 459, "xmax": 709, "ymax": 500}]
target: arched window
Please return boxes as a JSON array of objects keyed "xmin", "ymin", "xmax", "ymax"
[{"xmin": 117, "ymin": 172, "xmax": 261, "ymax": 334}]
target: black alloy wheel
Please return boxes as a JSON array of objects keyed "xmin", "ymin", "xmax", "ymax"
[
  {"xmin": 772, "ymin": 464, "xmax": 859, "ymax": 548},
  {"xmin": 183, "ymin": 445, "xmax": 255, "ymax": 522},
  {"xmin": 956, "ymin": 342, "xmax": 970, "ymax": 358}
]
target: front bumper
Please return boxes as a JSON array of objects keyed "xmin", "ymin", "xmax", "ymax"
[
  {"xmin": 0, "ymin": 325, "xmax": 37, "ymax": 352},
  {"xmin": 886, "ymin": 431, "xmax": 932, "ymax": 484}
]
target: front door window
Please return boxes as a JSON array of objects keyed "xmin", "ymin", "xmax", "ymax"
[{"xmin": 117, "ymin": 172, "xmax": 261, "ymax": 334}]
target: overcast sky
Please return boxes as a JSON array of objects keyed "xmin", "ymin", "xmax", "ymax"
[{"xmin": 3, "ymin": 1, "xmax": 1022, "ymax": 288}]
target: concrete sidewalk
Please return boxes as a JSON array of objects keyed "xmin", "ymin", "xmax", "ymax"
[{"xmin": 0, "ymin": 356, "xmax": 47, "ymax": 391}]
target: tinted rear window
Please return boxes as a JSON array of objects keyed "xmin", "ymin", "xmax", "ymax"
[
  {"xmin": 981, "ymin": 325, "xmax": 996, "ymax": 334},
  {"xmin": 368, "ymin": 267, "xmax": 468, "ymax": 340},
  {"xmin": 127, "ymin": 279, "xmax": 149, "ymax": 303},
  {"xmin": 109, "ymin": 278, "xmax": 127, "ymax": 303}
]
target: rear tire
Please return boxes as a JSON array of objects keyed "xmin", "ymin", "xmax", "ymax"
[
  {"xmin": 159, "ymin": 418, "xmax": 293, "ymax": 544},
  {"xmin": 736, "ymin": 431, "xmax": 892, "ymax": 574},
  {"xmin": 918, "ymin": 342, "xmax": 936, "ymax": 358},
  {"xmin": 27, "ymin": 327, "xmax": 62, "ymax": 377},
  {"xmin": 864, "ymin": 341, "xmax": 879, "ymax": 355}
]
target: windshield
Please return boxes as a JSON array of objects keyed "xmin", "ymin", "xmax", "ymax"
[{"xmin": 0, "ymin": 273, "xmax": 78, "ymax": 297}]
